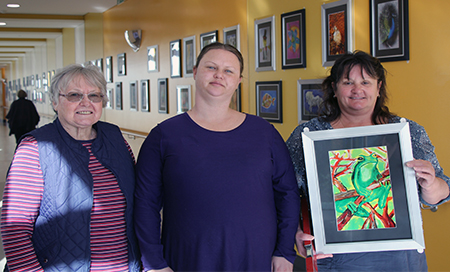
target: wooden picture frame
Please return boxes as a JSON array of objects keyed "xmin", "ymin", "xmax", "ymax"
[
  {"xmin": 370, "ymin": 0, "xmax": 409, "ymax": 62},
  {"xmin": 255, "ymin": 16, "xmax": 276, "ymax": 72},
  {"xmin": 281, "ymin": 9, "xmax": 306, "ymax": 69},
  {"xmin": 302, "ymin": 122, "xmax": 425, "ymax": 254},
  {"xmin": 321, "ymin": 0, "xmax": 353, "ymax": 67},
  {"xmin": 255, "ymin": 81, "xmax": 282, "ymax": 123}
]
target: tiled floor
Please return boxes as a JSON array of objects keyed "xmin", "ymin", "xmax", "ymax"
[{"xmin": 0, "ymin": 122, "xmax": 16, "ymax": 270}]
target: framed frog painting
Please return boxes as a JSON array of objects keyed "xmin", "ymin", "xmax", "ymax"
[{"xmin": 302, "ymin": 122, "xmax": 425, "ymax": 255}]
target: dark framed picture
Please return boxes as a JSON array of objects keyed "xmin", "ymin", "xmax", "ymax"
[
  {"xmin": 255, "ymin": 16, "xmax": 276, "ymax": 72},
  {"xmin": 106, "ymin": 56, "xmax": 113, "ymax": 83},
  {"xmin": 297, "ymin": 79, "xmax": 324, "ymax": 123},
  {"xmin": 255, "ymin": 81, "xmax": 282, "ymax": 123},
  {"xmin": 147, "ymin": 45, "xmax": 159, "ymax": 72},
  {"xmin": 321, "ymin": 0, "xmax": 353, "ymax": 67},
  {"xmin": 176, "ymin": 85, "xmax": 192, "ymax": 114},
  {"xmin": 117, "ymin": 53, "xmax": 126, "ymax": 76},
  {"xmin": 370, "ymin": 0, "xmax": 409, "ymax": 62},
  {"xmin": 223, "ymin": 24, "xmax": 240, "ymax": 50},
  {"xmin": 281, "ymin": 9, "xmax": 306, "ymax": 69},
  {"xmin": 115, "ymin": 82, "xmax": 123, "ymax": 110},
  {"xmin": 130, "ymin": 80, "xmax": 138, "ymax": 111},
  {"xmin": 158, "ymin": 78, "xmax": 168, "ymax": 114},
  {"xmin": 200, "ymin": 30, "xmax": 218, "ymax": 50},
  {"xmin": 141, "ymin": 79, "xmax": 150, "ymax": 112},
  {"xmin": 302, "ymin": 122, "xmax": 424, "ymax": 254},
  {"xmin": 96, "ymin": 58, "xmax": 103, "ymax": 72},
  {"xmin": 170, "ymin": 39, "xmax": 182, "ymax": 78},
  {"xmin": 106, "ymin": 88, "xmax": 113, "ymax": 109},
  {"xmin": 183, "ymin": 36, "xmax": 196, "ymax": 77},
  {"xmin": 229, "ymin": 83, "xmax": 241, "ymax": 112}
]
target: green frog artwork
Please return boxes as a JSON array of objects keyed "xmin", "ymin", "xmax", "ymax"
[{"xmin": 329, "ymin": 147, "xmax": 396, "ymax": 231}]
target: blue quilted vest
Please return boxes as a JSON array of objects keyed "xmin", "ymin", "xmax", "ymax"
[{"xmin": 27, "ymin": 119, "xmax": 141, "ymax": 272}]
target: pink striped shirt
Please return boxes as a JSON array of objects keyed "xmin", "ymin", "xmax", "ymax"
[{"xmin": 1, "ymin": 136, "xmax": 134, "ymax": 271}]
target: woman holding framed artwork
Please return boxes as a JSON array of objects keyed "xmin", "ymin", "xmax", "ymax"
[
  {"xmin": 286, "ymin": 50, "xmax": 450, "ymax": 271},
  {"xmin": 135, "ymin": 42, "xmax": 300, "ymax": 272}
]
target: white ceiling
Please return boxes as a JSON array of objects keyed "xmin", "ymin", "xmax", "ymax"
[{"xmin": 0, "ymin": 0, "xmax": 117, "ymax": 68}]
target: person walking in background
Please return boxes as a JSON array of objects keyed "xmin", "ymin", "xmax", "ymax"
[
  {"xmin": 6, "ymin": 89, "xmax": 40, "ymax": 144},
  {"xmin": 134, "ymin": 42, "xmax": 300, "ymax": 272},
  {"xmin": 1, "ymin": 64, "xmax": 141, "ymax": 271}
]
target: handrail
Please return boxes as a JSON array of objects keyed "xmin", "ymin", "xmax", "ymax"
[{"xmin": 120, "ymin": 127, "xmax": 148, "ymax": 139}]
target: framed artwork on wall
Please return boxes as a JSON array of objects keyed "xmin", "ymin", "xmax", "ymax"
[
  {"xmin": 115, "ymin": 82, "xmax": 123, "ymax": 110},
  {"xmin": 229, "ymin": 83, "xmax": 241, "ymax": 112},
  {"xmin": 255, "ymin": 16, "xmax": 276, "ymax": 72},
  {"xmin": 106, "ymin": 56, "xmax": 113, "ymax": 82},
  {"xmin": 183, "ymin": 36, "xmax": 196, "ymax": 77},
  {"xmin": 96, "ymin": 58, "xmax": 103, "ymax": 72},
  {"xmin": 223, "ymin": 24, "xmax": 240, "ymax": 50},
  {"xmin": 321, "ymin": 0, "xmax": 353, "ymax": 67},
  {"xmin": 370, "ymin": 0, "xmax": 409, "ymax": 62},
  {"xmin": 140, "ymin": 79, "xmax": 150, "ymax": 112},
  {"xmin": 281, "ymin": 9, "xmax": 306, "ymax": 69},
  {"xmin": 106, "ymin": 88, "xmax": 113, "ymax": 109},
  {"xmin": 130, "ymin": 80, "xmax": 138, "ymax": 111},
  {"xmin": 302, "ymin": 122, "xmax": 424, "ymax": 255},
  {"xmin": 147, "ymin": 45, "xmax": 159, "ymax": 72},
  {"xmin": 176, "ymin": 85, "xmax": 192, "ymax": 114},
  {"xmin": 255, "ymin": 81, "xmax": 282, "ymax": 123},
  {"xmin": 200, "ymin": 30, "xmax": 218, "ymax": 50},
  {"xmin": 170, "ymin": 39, "xmax": 182, "ymax": 78},
  {"xmin": 297, "ymin": 79, "xmax": 324, "ymax": 124},
  {"xmin": 117, "ymin": 53, "xmax": 126, "ymax": 76},
  {"xmin": 158, "ymin": 78, "xmax": 168, "ymax": 114}
]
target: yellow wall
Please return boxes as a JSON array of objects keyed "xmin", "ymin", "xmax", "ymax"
[
  {"xmin": 84, "ymin": 13, "xmax": 104, "ymax": 61},
  {"xmin": 102, "ymin": 0, "xmax": 450, "ymax": 270},
  {"xmin": 62, "ymin": 28, "xmax": 76, "ymax": 66}
]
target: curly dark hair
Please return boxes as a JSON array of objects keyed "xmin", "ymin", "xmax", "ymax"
[{"xmin": 320, "ymin": 50, "xmax": 395, "ymax": 124}]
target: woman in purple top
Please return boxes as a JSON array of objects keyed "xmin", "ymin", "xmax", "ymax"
[{"xmin": 134, "ymin": 42, "xmax": 300, "ymax": 272}]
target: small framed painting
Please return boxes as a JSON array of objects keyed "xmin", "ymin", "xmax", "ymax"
[
  {"xmin": 147, "ymin": 45, "xmax": 159, "ymax": 72},
  {"xmin": 115, "ymin": 82, "xmax": 123, "ymax": 110},
  {"xmin": 183, "ymin": 36, "xmax": 196, "ymax": 77},
  {"xmin": 200, "ymin": 30, "xmax": 218, "ymax": 50},
  {"xmin": 370, "ymin": 0, "xmax": 409, "ymax": 62},
  {"xmin": 223, "ymin": 24, "xmax": 240, "ymax": 50},
  {"xmin": 281, "ymin": 9, "xmax": 306, "ymax": 69},
  {"xmin": 141, "ymin": 79, "xmax": 150, "ymax": 112},
  {"xmin": 130, "ymin": 80, "xmax": 138, "ymax": 111},
  {"xmin": 96, "ymin": 58, "xmax": 103, "ymax": 72},
  {"xmin": 297, "ymin": 79, "xmax": 324, "ymax": 123},
  {"xmin": 255, "ymin": 16, "xmax": 276, "ymax": 72},
  {"xmin": 302, "ymin": 122, "xmax": 425, "ymax": 254},
  {"xmin": 255, "ymin": 81, "xmax": 282, "ymax": 123},
  {"xmin": 321, "ymin": 0, "xmax": 353, "ymax": 67},
  {"xmin": 176, "ymin": 85, "xmax": 192, "ymax": 114},
  {"xmin": 158, "ymin": 78, "xmax": 168, "ymax": 114},
  {"xmin": 170, "ymin": 39, "xmax": 182, "ymax": 78},
  {"xmin": 117, "ymin": 53, "xmax": 126, "ymax": 76},
  {"xmin": 106, "ymin": 88, "xmax": 113, "ymax": 109}
]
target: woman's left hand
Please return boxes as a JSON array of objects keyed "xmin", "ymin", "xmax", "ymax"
[
  {"xmin": 406, "ymin": 159, "xmax": 450, "ymax": 204},
  {"xmin": 271, "ymin": 256, "xmax": 293, "ymax": 272}
]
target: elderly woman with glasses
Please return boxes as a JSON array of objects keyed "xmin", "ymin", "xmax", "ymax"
[{"xmin": 1, "ymin": 64, "xmax": 141, "ymax": 272}]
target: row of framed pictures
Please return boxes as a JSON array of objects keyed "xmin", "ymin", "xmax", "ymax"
[
  {"xmin": 103, "ymin": 25, "xmax": 240, "ymax": 83},
  {"xmin": 256, "ymin": 0, "xmax": 409, "ymax": 70},
  {"xmin": 255, "ymin": 79, "xmax": 323, "ymax": 124},
  {"xmin": 107, "ymin": 78, "xmax": 183, "ymax": 113},
  {"xmin": 8, "ymin": 70, "xmax": 55, "ymax": 93}
]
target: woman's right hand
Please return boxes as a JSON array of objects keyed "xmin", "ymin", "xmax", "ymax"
[{"xmin": 296, "ymin": 229, "xmax": 333, "ymax": 259}]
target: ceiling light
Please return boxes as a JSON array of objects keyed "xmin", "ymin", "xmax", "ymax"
[
  {"xmin": 7, "ymin": 3, "xmax": 21, "ymax": 8},
  {"xmin": 0, "ymin": 22, "xmax": 6, "ymax": 26}
]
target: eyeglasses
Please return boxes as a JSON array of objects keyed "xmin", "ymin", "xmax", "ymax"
[{"xmin": 59, "ymin": 92, "xmax": 104, "ymax": 103}]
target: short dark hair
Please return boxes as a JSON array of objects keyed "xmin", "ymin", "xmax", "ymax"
[
  {"xmin": 195, "ymin": 42, "xmax": 243, "ymax": 77},
  {"xmin": 321, "ymin": 50, "xmax": 394, "ymax": 124},
  {"xmin": 17, "ymin": 89, "xmax": 27, "ymax": 98}
]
